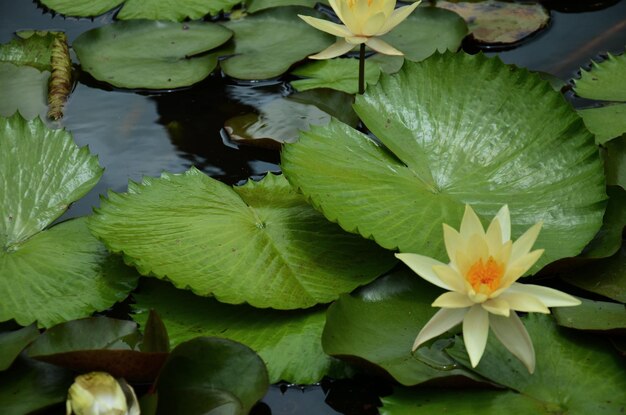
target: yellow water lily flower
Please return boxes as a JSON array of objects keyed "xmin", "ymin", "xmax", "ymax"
[
  {"xmin": 396, "ymin": 205, "xmax": 581, "ymax": 373},
  {"xmin": 66, "ymin": 372, "xmax": 140, "ymax": 415},
  {"xmin": 299, "ymin": 0, "xmax": 420, "ymax": 59}
]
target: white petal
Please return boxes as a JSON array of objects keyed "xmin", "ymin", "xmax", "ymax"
[
  {"xmin": 494, "ymin": 205, "xmax": 510, "ymax": 242},
  {"xmin": 432, "ymin": 291, "xmax": 475, "ymax": 308},
  {"xmin": 412, "ymin": 308, "xmax": 467, "ymax": 351},
  {"xmin": 432, "ymin": 264, "xmax": 468, "ymax": 293},
  {"xmin": 505, "ymin": 283, "xmax": 582, "ymax": 307},
  {"xmin": 511, "ymin": 221, "xmax": 543, "ymax": 261},
  {"xmin": 485, "ymin": 217, "xmax": 504, "ymax": 255},
  {"xmin": 463, "ymin": 305, "xmax": 489, "ymax": 367},
  {"xmin": 298, "ymin": 15, "xmax": 353, "ymax": 38},
  {"xmin": 460, "ymin": 205, "xmax": 486, "ymax": 239},
  {"xmin": 497, "ymin": 292, "xmax": 550, "ymax": 313},
  {"xmin": 499, "ymin": 249, "xmax": 544, "ymax": 288},
  {"xmin": 466, "ymin": 232, "xmax": 489, "ymax": 262},
  {"xmin": 364, "ymin": 37, "xmax": 404, "ymax": 55},
  {"xmin": 395, "ymin": 253, "xmax": 452, "ymax": 290},
  {"xmin": 362, "ymin": 12, "xmax": 387, "ymax": 36},
  {"xmin": 443, "ymin": 224, "xmax": 463, "ymax": 263},
  {"xmin": 328, "ymin": 0, "xmax": 343, "ymax": 22},
  {"xmin": 378, "ymin": 1, "xmax": 420, "ymax": 34},
  {"xmin": 489, "ymin": 312, "xmax": 535, "ymax": 373},
  {"xmin": 308, "ymin": 39, "xmax": 356, "ymax": 60},
  {"xmin": 481, "ymin": 298, "xmax": 510, "ymax": 317}
]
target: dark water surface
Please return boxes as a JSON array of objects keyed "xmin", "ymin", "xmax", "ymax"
[{"xmin": 1, "ymin": 0, "xmax": 625, "ymax": 414}]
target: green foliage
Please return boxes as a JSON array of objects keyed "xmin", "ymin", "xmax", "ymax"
[
  {"xmin": 563, "ymin": 246, "xmax": 626, "ymax": 303},
  {"xmin": 575, "ymin": 51, "xmax": 626, "ymax": 102},
  {"xmin": 282, "ymin": 52, "xmax": 606, "ymax": 270},
  {"xmin": 553, "ymin": 298, "xmax": 626, "ymax": 331},
  {"xmin": 0, "ymin": 325, "xmax": 39, "ymax": 371},
  {"xmin": 291, "ymin": 58, "xmax": 381, "ymax": 94},
  {"xmin": 0, "ymin": 30, "xmax": 62, "ymax": 71},
  {"xmin": 0, "ymin": 63, "xmax": 49, "ymax": 119},
  {"xmin": 579, "ymin": 104, "xmax": 626, "ymax": 145},
  {"xmin": 73, "ymin": 20, "xmax": 232, "ymax": 89}
]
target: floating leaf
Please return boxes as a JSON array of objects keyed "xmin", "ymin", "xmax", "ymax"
[
  {"xmin": 0, "ymin": 325, "xmax": 39, "ymax": 371},
  {"xmin": 132, "ymin": 279, "xmax": 349, "ymax": 384},
  {"xmin": 447, "ymin": 314, "xmax": 626, "ymax": 414},
  {"xmin": 553, "ymin": 298, "xmax": 626, "ymax": 331},
  {"xmin": 436, "ymin": 0, "xmax": 549, "ymax": 45},
  {"xmin": 220, "ymin": 7, "xmax": 333, "ymax": 80},
  {"xmin": 0, "ymin": 31, "xmax": 61, "ymax": 71},
  {"xmin": 282, "ymin": 52, "xmax": 606, "ymax": 269},
  {"xmin": 73, "ymin": 20, "xmax": 232, "ymax": 89},
  {"xmin": 90, "ymin": 171, "xmax": 395, "ymax": 309},
  {"xmin": 579, "ymin": 104, "xmax": 626, "ymax": 145},
  {"xmin": 246, "ymin": 0, "xmax": 318, "ymax": 13},
  {"xmin": 604, "ymin": 136, "xmax": 625, "ymax": 189},
  {"xmin": 575, "ymin": 51, "xmax": 626, "ymax": 102},
  {"xmin": 0, "ymin": 114, "xmax": 138, "ymax": 327},
  {"xmin": 323, "ymin": 270, "xmax": 479, "ymax": 386},
  {"xmin": 156, "ymin": 337, "xmax": 269, "ymax": 414},
  {"xmin": 563, "ymin": 246, "xmax": 626, "ymax": 303},
  {"xmin": 580, "ymin": 185, "xmax": 625, "ymax": 259},
  {"xmin": 27, "ymin": 317, "xmax": 167, "ymax": 381},
  {"xmin": 291, "ymin": 58, "xmax": 381, "ymax": 94},
  {"xmin": 39, "ymin": 0, "xmax": 240, "ymax": 20},
  {"xmin": 0, "ymin": 63, "xmax": 49, "ymax": 119}
]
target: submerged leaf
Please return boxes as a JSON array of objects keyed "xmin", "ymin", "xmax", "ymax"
[
  {"xmin": 0, "ymin": 30, "xmax": 62, "ymax": 71},
  {"xmin": 0, "ymin": 63, "xmax": 49, "ymax": 119}
]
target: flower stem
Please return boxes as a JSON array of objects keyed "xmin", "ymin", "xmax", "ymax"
[{"xmin": 358, "ymin": 44, "xmax": 365, "ymax": 95}]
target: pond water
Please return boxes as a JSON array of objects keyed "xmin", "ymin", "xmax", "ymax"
[{"xmin": 1, "ymin": 0, "xmax": 625, "ymax": 413}]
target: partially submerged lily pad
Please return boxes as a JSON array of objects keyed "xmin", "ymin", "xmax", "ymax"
[
  {"xmin": 40, "ymin": 0, "xmax": 240, "ymax": 20},
  {"xmin": 436, "ymin": 0, "xmax": 550, "ymax": 45},
  {"xmin": 73, "ymin": 20, "xmax": 232, "ymax": 89},
  {"xmin": 0, "ymin": 63, "xmax": 49, "ymax": 119},
  {"xmin": 89, "ymin": 171, "xmax": 396, "ymax": 309},
  {"xmin": 282, "ymin": 52, "xmax": 606, "ymax": 270},
  {"xmin": 133, "ymin": 279, "xmax": 350, "ymax": 384}
]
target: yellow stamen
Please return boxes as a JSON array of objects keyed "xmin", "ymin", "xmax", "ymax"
[{"xmin": 467, "ymin": 256, "xmax": 503, "ymax": 295}]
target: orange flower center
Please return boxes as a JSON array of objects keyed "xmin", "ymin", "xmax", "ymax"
[{"xmin": 466, "ymin": 256, "xmax": 504, "ymax": 294}]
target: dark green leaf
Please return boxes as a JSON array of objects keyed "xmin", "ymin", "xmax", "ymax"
[
  {"xmin": 0, "ymin": 325, "xmax": 39, "ymax": 371},
  {"xmin": 563, "ymin": 246, "xmax": 626, "ymax": 303},
  {"xmin": 0, "ymin": 30, "xmax": 62, "ymax": 71},
  {"xmin": 140, "ymin": 310, "xmax": 170, "ymax": 353},
  {"xmin": 580, "ymin": 185, "xmax": 625, "ymax": 259},
  {"xmin": 553, "ymin": 298, "xmax": 626, "ymax": 331}
]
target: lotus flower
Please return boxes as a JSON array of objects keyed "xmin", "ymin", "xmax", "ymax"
[
  {"xmin": 396, "ymin": 205, "xmax": 581, "ymax": 373},
  {"xmin": 299, "ymin": 0, "xmax": 420, "ymax": 59},
  {"xmin": 66, "ymin": 372, "xmax": 140, "ymax": 415}
]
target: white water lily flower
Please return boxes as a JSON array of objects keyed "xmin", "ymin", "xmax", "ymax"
[
  {"xmin": 66, "ymin": 372, "xmax": 140, "ymax": 415},
  {"xmin": 299, "ymin": 0, "xmax": 420, "ymax": 59},
  {"xmin": 396, "ymin": 205, "xmax": 581, "ymax": 373}
]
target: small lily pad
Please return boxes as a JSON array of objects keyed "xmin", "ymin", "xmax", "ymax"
[
  {"xmin": 579, "ymin": 104, "xmax": 626, "ymax": 144},
  {"xmin": 0, "ymin": 325, "xmax": 39, "ymax": 371},
  {"xmin": 436, "ymin": 0, "xmax": 550, "ymax": 45},
  {"xmin": 291, "ymin": 58, "xmax": 381, "ymax": 94},
  {"xmin": 0, "ymin": 63, "xmax": 49, "ymax": 120},
  {"xmin": 73, "ymin": 20, "xmax": 232, "ymax": 89},
  {"xmin": 553, "ymin": 298, "xmax": 626, "ymax": 331}
]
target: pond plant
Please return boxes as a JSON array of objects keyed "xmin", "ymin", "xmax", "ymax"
[{"xmin": 0, "ymin": 0, "xmax": 625, "ymax": 414}]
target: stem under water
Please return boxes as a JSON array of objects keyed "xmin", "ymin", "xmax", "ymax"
[{"xmin": 358, "ymin": 43, "xmax": 365, "ymax": 95}]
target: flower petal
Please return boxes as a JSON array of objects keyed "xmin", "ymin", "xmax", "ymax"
[
  {"xmin": 308, "ymin": 39, "xmax": 355, "ymax": 60},
  {"xmin": 489, "ymin": 312, "xmax": 535, "ymax": 373},
  {"xmin": 443, "ymin": 224, "xmax": 463, "ymax": 264},
  {"xmin": 364, "ymin": 37, "xmax": 404, "ymax": 55},
  {"xmin": 494, "ymin": 205, "xmax": 510, "ymax": 242},
  {"xmin": 362, "ymin": 12, "xmax": 387, "ymax": 36},
  {"xmin": 298, "ymin": 15, "xmax": 353, "ymax": 38},
  {"xmin": 395, "ymin": 253, "xmax": 452, "ymax": 290},
  {"xmin": 432, "ymin": 264, "xmax": 468, "ymax": 293},
  {"xmin": 328, "ymin": 0, "xmax": 344, "ymax": 22},
  {"xmin": 481, "ymin": 298, "xmax": 510, "ymax": 317},
  {"xmin": 378, "ymin": 1, "xmax": 421, "ymax": 34},
  {"xmin": 497, "ymin": 292, "xmax": 550, "ymax": 313},
  {"xmin": 499, "ymin": 249, "xmax": 544, "ymax": 288},
  {"xmin": 511, "ymin": 221, "xmax": 543, "ymax": 261},
  {"xmin": 460, "ymin": 204, "xmax": 485, "ymax": 239},
  {"xmin": 412, "ymin": 307, "xmax": 467, "ymax": 351},
  {"xmin": 505, "ymin": 283, "xmax": 582, "ymax": 307},
  {"xmin": 463, "ymin": 305, "xmax": 489, "ymax": 367},
  {"xmin": 432, "ymin": 291, "xmax": 475, "ymax": 308},
  {"xmin": 466, "ymin": 232, "xmax": 489, "ymax": 262},
  {"xmin": 485, "ymin": 217, "xmax": 504, "ymax": 255}
]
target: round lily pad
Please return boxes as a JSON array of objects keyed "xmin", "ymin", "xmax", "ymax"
[
  {"xmin": 0, "ymin": 63, "xmax": 49, "ymax": 120},
  {"xmin": 73, "ymin": 20, "xmax": 232, "ymax": 89}
]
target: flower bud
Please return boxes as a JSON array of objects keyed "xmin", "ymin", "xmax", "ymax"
[{"xmin": 65, "ymin": 372, "xmax": 140, "ymax": 415}]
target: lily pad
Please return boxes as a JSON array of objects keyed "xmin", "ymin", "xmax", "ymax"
[
  {"xmin": 579, "ymin": 104, "xmax": 626, "ymax": 144},
  {"xmin": 0, "ymin": 62, "xmax": 49, "ymax": 120},
  {"xmin": 156, "ymin": 337, "xmax": 269, "ymax": 414},
  {"xmin": 89, "ymin": 171, "xmax": 395, "ymax": 309},
  {"xmin": 132, "ymin": 279, "xmax": 348, "ymax": 384},
  {"xmin": 323, "ymin": 269, "xmax": 479, "ymax": 386},
  {"xmin": 553, "ymin": 298, "xmax": 626, "ymax": 331},
  {"xmin": 73, "ymin": 20, "xmax": 232, "ymax": 89},
  {"xmin": 436, "ymin": 1, "xmax": 550, "ymax": 45},
  {"xmin": 604, "ymin": 136, "xmax": 625, "ymax": 189},
  {"xmin": 0, "ymin": 31, "xmax": 62, "ymax": 71},
  {"xmin": 246, "ymin": 0, "xmax": 319, "ymax": 13},
  {"xmin": 39, "ymin": 0, "xmax": 240, "ymax": 20},
  {"xmin": 580, "ymin": 185, "xmax": 625, "ymax": 259},
  {"xmin": 220, "ymin": 7, "xmax": 334, "ymax": 80},
  {"xmin": 282, "ymin": 52, "xmax": 606, "ymax": 269},
  {"xmin": 0, "ymin": 325, "xmax": 39, "ymax": 371},
  {"xmin": 563, "ymin": 246, "xmax": 626, "ymax": 303},
  {"xmin": 575, "ymin": 51, "xmax": 626, "ymax": 102},
  {"xmin": 26, "ymin": 317, "xmax": 166, "ymax": 381},
  {"xmin": 291, "ymin": 58, "xmax": 381, "ymax": 94},
  {"xmin": 447, "ymin": 314, "xmax": 626, "ymax": 414}
]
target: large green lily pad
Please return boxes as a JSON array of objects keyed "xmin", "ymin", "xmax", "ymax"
[
  {"xmin": 447, "ymin": 314, "xmax": 626, "ymax": 414},
  {"xmin": 220, "ymin": 7, "xmax": 333, "ymax": 80},
  {"xmin": 132, "ymin": 279, "xmax": 349, "ymax": 384},
  {"xmin": 323, "ymin": 269, "xmax": 478, "ymax": 386},
  {"xmin": 40, "ymin": 0, "xmax": 240, "ymax": 20},
  {"xmin": 0, "ymin": 114, "xmax": 138, "ymax": 327},
  {"xmin": 73, "ymin": 20, "xmax": 232, "ymax": 89},
  {"xmin": 575, "ymin": 51, "xmax": 626, "ymax": 102},
  {"xmin": 156, "ymin": 337, "xmax": 269, "ymax": 414},
  {"xmin": 553, "ymin": 298, "xmax": 626, "ymax": 331},
  {"xmin": 282, "ymin": 52, "xmax": 606, "ymax": 269},
  {"xmin": 90, "ymin": 171, "xmax": 395, "ymax": 309},
  {"xmin": 0, "ymin": 63, "xmax": 49, "ymax": 120}
]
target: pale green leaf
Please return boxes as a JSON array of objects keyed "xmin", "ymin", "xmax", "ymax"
[
  {"xmin": 291, "ymin": 58, "xmax": 381, "ymax": 94},
  {"xmin": 553, "ymin": 298, "xmax": 626, "ymax": 331},
  {"xmin": 579, "ymin": 104, "xmax": 626, "ymax": 144},
  {"xmin": 575, "ymin": 51, "xmax": 626, "ymax": 102},
  {"xmin": 0, "ymin": 63, "xmax": 49, "ymax": 120}
]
